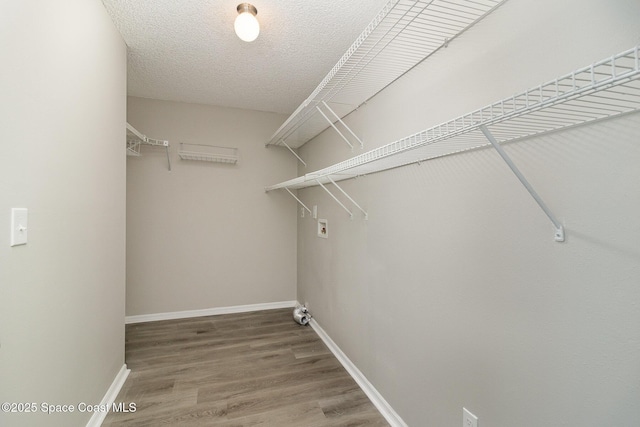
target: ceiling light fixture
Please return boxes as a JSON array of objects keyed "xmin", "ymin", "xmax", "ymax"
[{"xmin": 234, "ymin": 3, "xmax": 259, "ymax": 42}]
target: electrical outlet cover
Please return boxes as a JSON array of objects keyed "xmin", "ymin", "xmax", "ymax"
[
  {"xmin": 463, "ymin": 408, "xmax": 478, "ymax": 427},
  {"xmin": 11, "ymin": 208, "xmax": 28, "ymax": 246},
  {"xmin": 317, "ymin": 219, "xmax": 328, "ymax": 238}
]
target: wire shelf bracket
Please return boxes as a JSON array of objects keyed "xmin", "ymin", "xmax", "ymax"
[
  {"xmin": 326, "ymin": 176, "xmax": 368, "ymax": 220},
  {"xmin": 314, "ymin": 177, "xmax": 368, "ymax": 220},
  {"xmin": 280, "ymin": 139, "xmax": 307, "ymax": 167},
  {"xmin": 284, "ymin": 188, "xmax": 312, "ymax": 217},
  {"xmin": 316, "ymin": 101, "xmax": 364, "ymax": 150},
  {"xmin": 316, "ymin": 179, "xmax": 354, "ymax": 219},
  {"xmin": 126, "ymin": 122, "xmax": 171, "ymax": 171},
  {"xmin": 479, "ymin": 125, "xmax": 564, "ymax": 242}
]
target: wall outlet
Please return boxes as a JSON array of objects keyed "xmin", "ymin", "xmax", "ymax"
[
  {"xmin": 463, "ymin": 408, "xmax": 478, "ymax": 427},
  {"xmin": 317, "ymin": 219, "xmax": 328, "ymax": 238}
]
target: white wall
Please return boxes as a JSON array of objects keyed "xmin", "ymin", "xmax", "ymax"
[
  {"xmin": 126, "ymin": 97, "xmax": 297, "ymax": 316},
  {"xmin": 0, "ymin": 1, "xmax": 126, "ymax": 426},
  {"xmin": 296, "ymin": 0, "xmax": 640, "ymax": 426}
]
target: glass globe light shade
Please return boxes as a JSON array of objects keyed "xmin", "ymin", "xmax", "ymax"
[{"xmin": 234, "ymin": 9, "xmax": 260, "ymax": 42}]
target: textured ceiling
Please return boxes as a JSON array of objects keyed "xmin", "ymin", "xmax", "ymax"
[{"xmin": 101, "ymin": 0, "xmax": 389, "ymax": 115}]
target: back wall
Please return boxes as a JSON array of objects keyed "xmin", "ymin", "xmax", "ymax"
[{"xmin": 126, "ymin": 97, "xmax": 297, "ymax": 316}]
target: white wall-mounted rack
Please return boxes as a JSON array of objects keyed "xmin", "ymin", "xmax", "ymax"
[
  {"xmin": 266, "ymin": 46, "xmax": 640, "ymax": 241},
  {"xmin": 178, "ymin": 143, "xmax": 238, "ymax": 164},
  {"xmin": 266, "ymin": 0, "xmax": 506, "ymax": 156},
  {"xmin": 126, "ymin": 123, "xmax": 171, "ymax": 171}
]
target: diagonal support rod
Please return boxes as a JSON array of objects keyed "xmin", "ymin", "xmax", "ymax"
[
  {"xmin": 280, "ymin": 139, "xmax": 307, "ymax": 167},
  {"xmin": 326, "ymin": 176, "xmax": 368, "ymax": 220},
  {"xmin": 315, "ymin": 179, "xmax": 353, "ymax": 219},
  {"xmin": 479, "ymin": 125, "xmax": 564, "ymax": 242},
  {"xmin": 316, "ymin": 106, "xmax": 354, "ymax": 150},
  {"xmin": 284, "ymin": 188, "xmax": 312, "ymax": 215},
  {"xmin": 322, "ymin": 101, "xmax": 364, "ymax": 149}
]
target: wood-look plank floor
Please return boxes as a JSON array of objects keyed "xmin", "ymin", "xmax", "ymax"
[{"xmin": 102, "ymin": 308, "xmax": 389, "ymax": 426}]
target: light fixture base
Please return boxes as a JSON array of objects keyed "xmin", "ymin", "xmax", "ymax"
[{"xmin": 237, "ymin": 3, "xmax": 257, "ymax": 16}]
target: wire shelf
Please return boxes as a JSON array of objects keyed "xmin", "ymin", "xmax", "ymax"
[
  {"xmin": 266, "ymin": 46, "xmax": 640, "ymax": 191},
  {"xmin": 266, "ymin": 0, "xmax": 506, "ymax": 148},
  {"xmin": 178, "ymin": 143, "xmax": 238, "ymax": 164}
]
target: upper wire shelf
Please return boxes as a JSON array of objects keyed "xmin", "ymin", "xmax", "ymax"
[
  {"xmin": 266, "ymin": 45, "xmax": 640, "ymax": 191},
  {"xmin": 266, "ymin": 0, "xmax": 506, "ymax": 149}
]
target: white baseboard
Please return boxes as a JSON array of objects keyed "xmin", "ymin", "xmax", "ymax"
[
  {"xmin": 125, "ymin": 300, "xmax": 298, "ymax": 324},
  {"xmin": 86, "ymin": 363, "xmax": 130, "ymax": 427},
  {"xmin": 309, "ymin": 317, "xmax": 408, "ymax": 427}
]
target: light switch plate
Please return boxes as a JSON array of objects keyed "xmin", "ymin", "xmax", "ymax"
[
  {"xmin": 463, "ymin": 408, "xmax": 478, "ymax": 427},
  {"xmin": 11, "ymin": 208, "xmax": 28, "ymax": 246}
]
